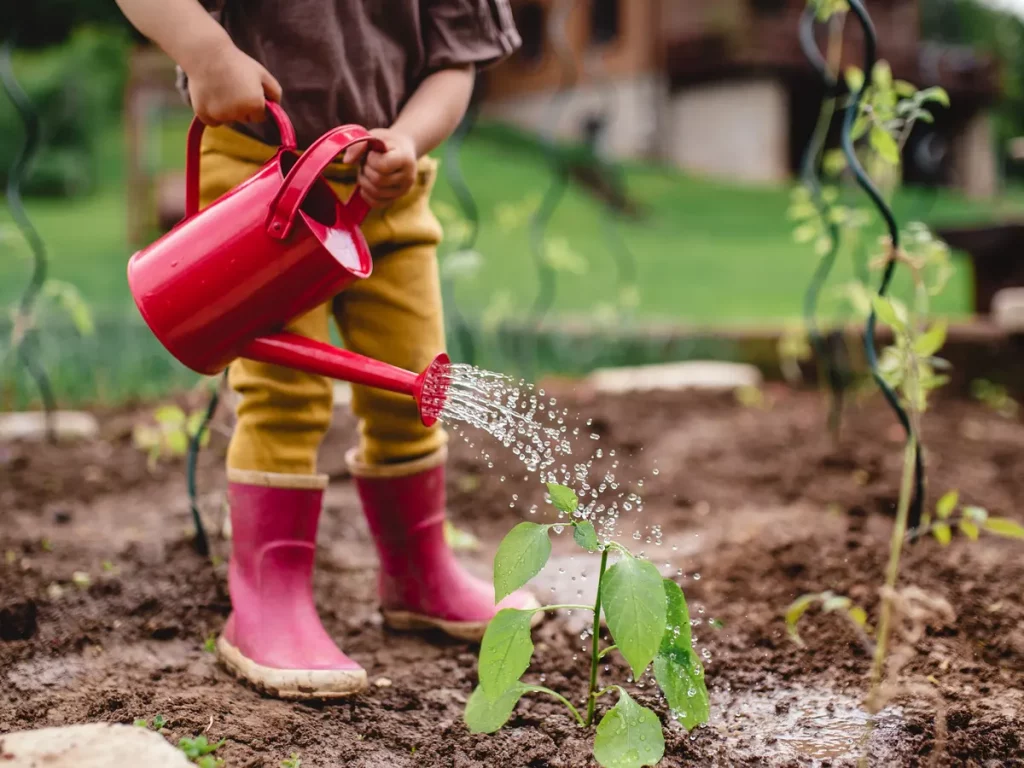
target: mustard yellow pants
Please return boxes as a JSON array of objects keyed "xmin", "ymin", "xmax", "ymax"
[{"xmin": 198, "ymin": 126, "xmax": 448, "ymax": 473}]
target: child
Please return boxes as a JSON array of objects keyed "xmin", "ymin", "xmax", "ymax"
[{"xmin": 116, "ymin": 0, "xmax": 539, "ymax": 700}]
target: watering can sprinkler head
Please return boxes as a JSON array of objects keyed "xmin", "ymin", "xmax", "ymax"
[{"xmin": 126, "ymin": 103, "xmax": 452, "ymax": 428}]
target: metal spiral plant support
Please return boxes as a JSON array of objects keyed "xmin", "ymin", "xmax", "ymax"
[
  {"xmin": 798, "ymin": 6, "xmax": 849, "ymax": 437},
  {"xmin": 842, "ymin": 0, "xmax": 925, "ymax": 529},
  {"xmin": 440, "ymin": 93, "xmax": 482, "ymax": 365},
  {"xmin": 1, "ymin": 39, "xmax": 57, "ymax": 439},
  {"xmin": 185, "ymin": 372, "xmax": 225, "ymax": 557}
]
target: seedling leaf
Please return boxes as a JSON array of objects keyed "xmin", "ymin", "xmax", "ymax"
[
  {"xmin": 869, "ymin": 126, "xmax": 900, "ymax": 165},
  {"xmin": 493, "ymin": 522, "xmax": 551, "ymax": 603},
  {"xmin": 958, "ymin": 520, "xmax": 980, "ymax": 541},
  {"xmin": 919, "ymin": 86, "xmax": 950, "ymax": 107},
  {"xmin": 178, "ymin": 736, "xmax": 225, "ymax": 760},
  {"xmin": 573, "ymin": 521, "xmax": 600, "ymax": 552},
  {"xmin": 602, "ymin": 556, "xmax": 667, "ymax": 677},
  {"xmin": 847, "ymin": 606, "xmax": 869, "ymax": 629},
  {"xmin": 845, "ymin": 66, "xmax": 865, "ymax": 93},
  {"xmin": 785, "ymin": 594, "xmax": 817, "ymax": 646},
  {"xmin": 914, "ymin": 320, "xmax": 947, "ymax": 358},
  {"xmin": 822, "ymin": 595, "xmax": 852, "ymax": 613},
  {"xmin": 894, "ymin": 80, "xmax": 917, "ymax": 97},
  {"xmin": 659, "ymin": 579, "xmax": 692, "ymax": 654},
  {"xmin": 654, "ymin": 582, "xmax": 709, "ymax": 731},
  {"xmin": 871, "ymin": 296, "xmax": 905, "ymax": 331},
  {"xmin": 932, "ymin": 523, "xmax": 952, "ymax": 546},
  {"xmin": 963, "ymin": 506, "xmax": 988, "ymax": 523},
  {"xmin": 478, "ymin": 609, "xmax": 535, "ymax": 699},
  {"xmin": 593, "ymin": 690, "xmax": 665, "ymax": 768},
  {"xmin": 546, "ymin": 482, "xmax": 579, "ymax": 515},
  {"xmin": 936, "ymin": 490, "xmax": 958, "ymax": 519},
  {"xmin": 983, "ymin": 518, "xmax": 1024, "ymax": 540},
  {"xmin": 465, "ymin": 684, "xmax": 527, "ymax": 734}
]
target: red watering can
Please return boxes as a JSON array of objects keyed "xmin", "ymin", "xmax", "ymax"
[{"xmin": 127, "ymin": 104, "xmax": 450, "ymax": 426}]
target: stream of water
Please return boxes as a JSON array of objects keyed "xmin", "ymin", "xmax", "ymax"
[{"xmin": 422, "ymin": 362, "xmax": 655, "ymax": 545}]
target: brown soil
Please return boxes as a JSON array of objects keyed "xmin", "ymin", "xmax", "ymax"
[{"xmin": 2, "ymin": 384, "xmax": 1023, "ymax": 767}]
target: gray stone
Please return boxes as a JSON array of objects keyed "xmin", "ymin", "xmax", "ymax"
[
  {"xmin": 0, "ymin": 723, "xmax": 191, "ymax": 767},
  {"xmin": 0, "ymin": 411, "xmax": 99, "ymax": 442},
  {"xmin": 992, "ymin": 288, "xmax": 1024, "ymax": 332},
  {"xmin": 587, "ymin": 361, "xmax": 762, "ymax": 395}
]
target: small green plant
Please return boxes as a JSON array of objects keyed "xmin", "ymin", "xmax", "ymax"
[
  {"xmin": 970, "ymin": 379, "xmax": 1019, "ymax": 419},
  {"xmin": 134, "ymin": 714, "xmax": 167, "ymax": 731},
  {"xmin": 465, "ymin": 483, "xmax": 709, "ymax": 768},
  {"xmin": 132, "ymin": 404, "xmax": 211, "ymax": 470},
  {"xmin": 280, "ymin": 754, "xmax": 302, "ymax": 768},
  {"xmin": 203, "ymin": 634, "xmax": 217, "ymax": 654},
  {"xmin": 179, "ymin": 735, "xmax": 225, "ymax": 766},
  {"xmin": 914, "ymin": 490, "xmax": 1024, "ymax": 545}
]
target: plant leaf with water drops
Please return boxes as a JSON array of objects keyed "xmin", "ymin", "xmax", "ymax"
[
  {"xmin": 464, "ymin": 683, "xmax": 527, "ymax": 734},
  {"xmin": 546, "ymin": 483, "xmax": 579, "ymax": 515},
  {"xmin": 654, "ymin": 579, "xmax": 710, "ymax": 730},
  {"xmin": 602, "ymin": 555, "xmax": 667, "ymax": 678},
  {"xmin": 659, "ymin": 579, "xmax": 692, "ymax": 655},
  {"xmin": 493, "ymin": 522, "xmax": 551, "ymax": 603},
  {"xmin": 478, "ymin": 609, "xmax": 535, "ymax": 700},
  {"xmin": 653, "ymin": 651, "xmax": 709, "ymax": 732},
  {"xmin": 573, "ymin": 521, "xmax": 600, "ymax": 552},
  {"xmin": 593, "ymin": 689, "xmax": 665, "ymax": 768}
]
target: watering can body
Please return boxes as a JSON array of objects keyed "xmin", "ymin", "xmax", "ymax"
[{"xmin": 127, "ymin": 104, "xmax": 450, "ymax": 425}]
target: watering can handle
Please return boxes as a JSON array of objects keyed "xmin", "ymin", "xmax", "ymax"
[
  {"xmin": 266, "ymin": 125, "xmax": 387, "ymax": 241},
  {"xmin": 184, "ymin": 102, "xmax": 297, "ymax": 219}
]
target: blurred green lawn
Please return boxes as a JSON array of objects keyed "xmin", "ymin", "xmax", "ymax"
[{"xmin": 5, "ymin": 117, "xmax": 1021, "ymax": 326}]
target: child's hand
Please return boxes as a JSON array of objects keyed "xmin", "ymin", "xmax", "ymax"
[
  {"xmin": 186, "ymin": 38, "xmax": 282, "ymax": 127},
  {"xmin": 343, "ymin": 129, "xmax": 418, "ymax": 208}
]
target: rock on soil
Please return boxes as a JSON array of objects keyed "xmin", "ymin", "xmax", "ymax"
[{"xmin": 0, "ymin": 723, "xmax": 190, "ymax": 767}]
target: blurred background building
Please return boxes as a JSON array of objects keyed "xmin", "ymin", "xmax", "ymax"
[{"xmin": 482, "ymin": 0, "xmax": 1001, "ymax": 195}]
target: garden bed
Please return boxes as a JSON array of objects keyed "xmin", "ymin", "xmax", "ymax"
[{"xmin": 1, "ymin": 385, "xmax": 1023, "ymax": 766}]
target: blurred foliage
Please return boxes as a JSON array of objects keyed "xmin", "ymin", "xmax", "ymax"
[
  {"xmin": 0, "ymin": 28, "xmax": 130, "ymax": 197},
  {"xmin": 922, "ymin": 0, "xmax": 1024, "ymax": 177},
  {"xmin": 0, "ymin": 0, "xmax": 134, "ymax": 49}
]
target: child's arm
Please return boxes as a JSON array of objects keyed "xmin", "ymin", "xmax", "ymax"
[
  {"xmin": 115, "ymin": 0, "xmax": 281, "ymax": 126},
  {"xmin": 343, "ymin": 65, "xmax": 475, "ymax": 208}
]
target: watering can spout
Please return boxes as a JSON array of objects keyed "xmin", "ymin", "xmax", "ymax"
[{"xmin": 243, "ymin": 333, "xmax": 451, "ymax": 427}]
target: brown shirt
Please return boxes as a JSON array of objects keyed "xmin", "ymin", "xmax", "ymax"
[{"xmin": 181, "ymin": 0, "xmax": 520, "ymax": 148}]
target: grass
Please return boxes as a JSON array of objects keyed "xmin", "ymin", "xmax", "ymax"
[
  {"xmin": 1, "ymin": 116, "xmax": 1021, "ymax": 404},
  {"xmin": 4, "ymin": 118, "xmax": 1020, "ymax": 320}
]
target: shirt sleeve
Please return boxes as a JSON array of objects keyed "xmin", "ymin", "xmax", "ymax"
[{"xmin": 423, "ymin": 0, "xmax": 522, "ymax": 72}]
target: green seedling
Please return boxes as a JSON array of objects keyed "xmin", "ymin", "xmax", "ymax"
[
  {"xmin": 970, "ymin": 379, "xmax": 1020, "ymax": 419},
  {"xmin": 465, "ymin": 483, "xmax": 709, "ymax": 768},
  {"xmin": 132, "ymin": 404, "xmax": 211, "ymax": 470},
  {"xmin": 204, "ymin": 634, "xmax": 217, "ymax": 654},
  {"xmin": 914, "ymin": 491, "xmax": 1024, "ymax": 545},
  {"xmin": 786, "ymin": 590, "xmax": 872, "ymax": 651},
  {"xmin": 280, "ymin": 754, "xmax": 302, "ymax": 768},
  {"xmin": 443, "ymin": 521, "xmax": 481, "ymax": 552},
  {"xmin": 134, "ymin": 714, "xmax": 167, "ymax": 731},
  {"xmin": 179, "ymin": 735, "xmax": 225, "ymax": 765}
]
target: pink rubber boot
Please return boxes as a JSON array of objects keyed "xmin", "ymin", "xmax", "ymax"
[
  {"xmin": 347, "ymin": 447, "xmax": 541, "ymax": 642},
  {"xmin": 217, "ymin": 470, "xmax": 368, "ymax": 699}
]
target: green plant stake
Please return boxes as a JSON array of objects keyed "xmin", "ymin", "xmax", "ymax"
[{"xmin": 466, "ymin": 483, "xmax": 709, "ymax": 768}]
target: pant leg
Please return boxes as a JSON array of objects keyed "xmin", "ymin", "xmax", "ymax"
[
  {"xmin": 330, "ymin": 157, "xmax": 448, "ymax": 465},
  {"xmin": 198, "ymin": 126, "xmax": 335, "ymax": 476}
]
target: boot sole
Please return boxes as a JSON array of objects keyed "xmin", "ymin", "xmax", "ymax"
[
  {"xmin": 217, "ymin": 636, "xmax": 368, "ymax": 700},
  {"xmin": 383, "ymin": 596, "xmax": 545, "ymax": 643}
]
